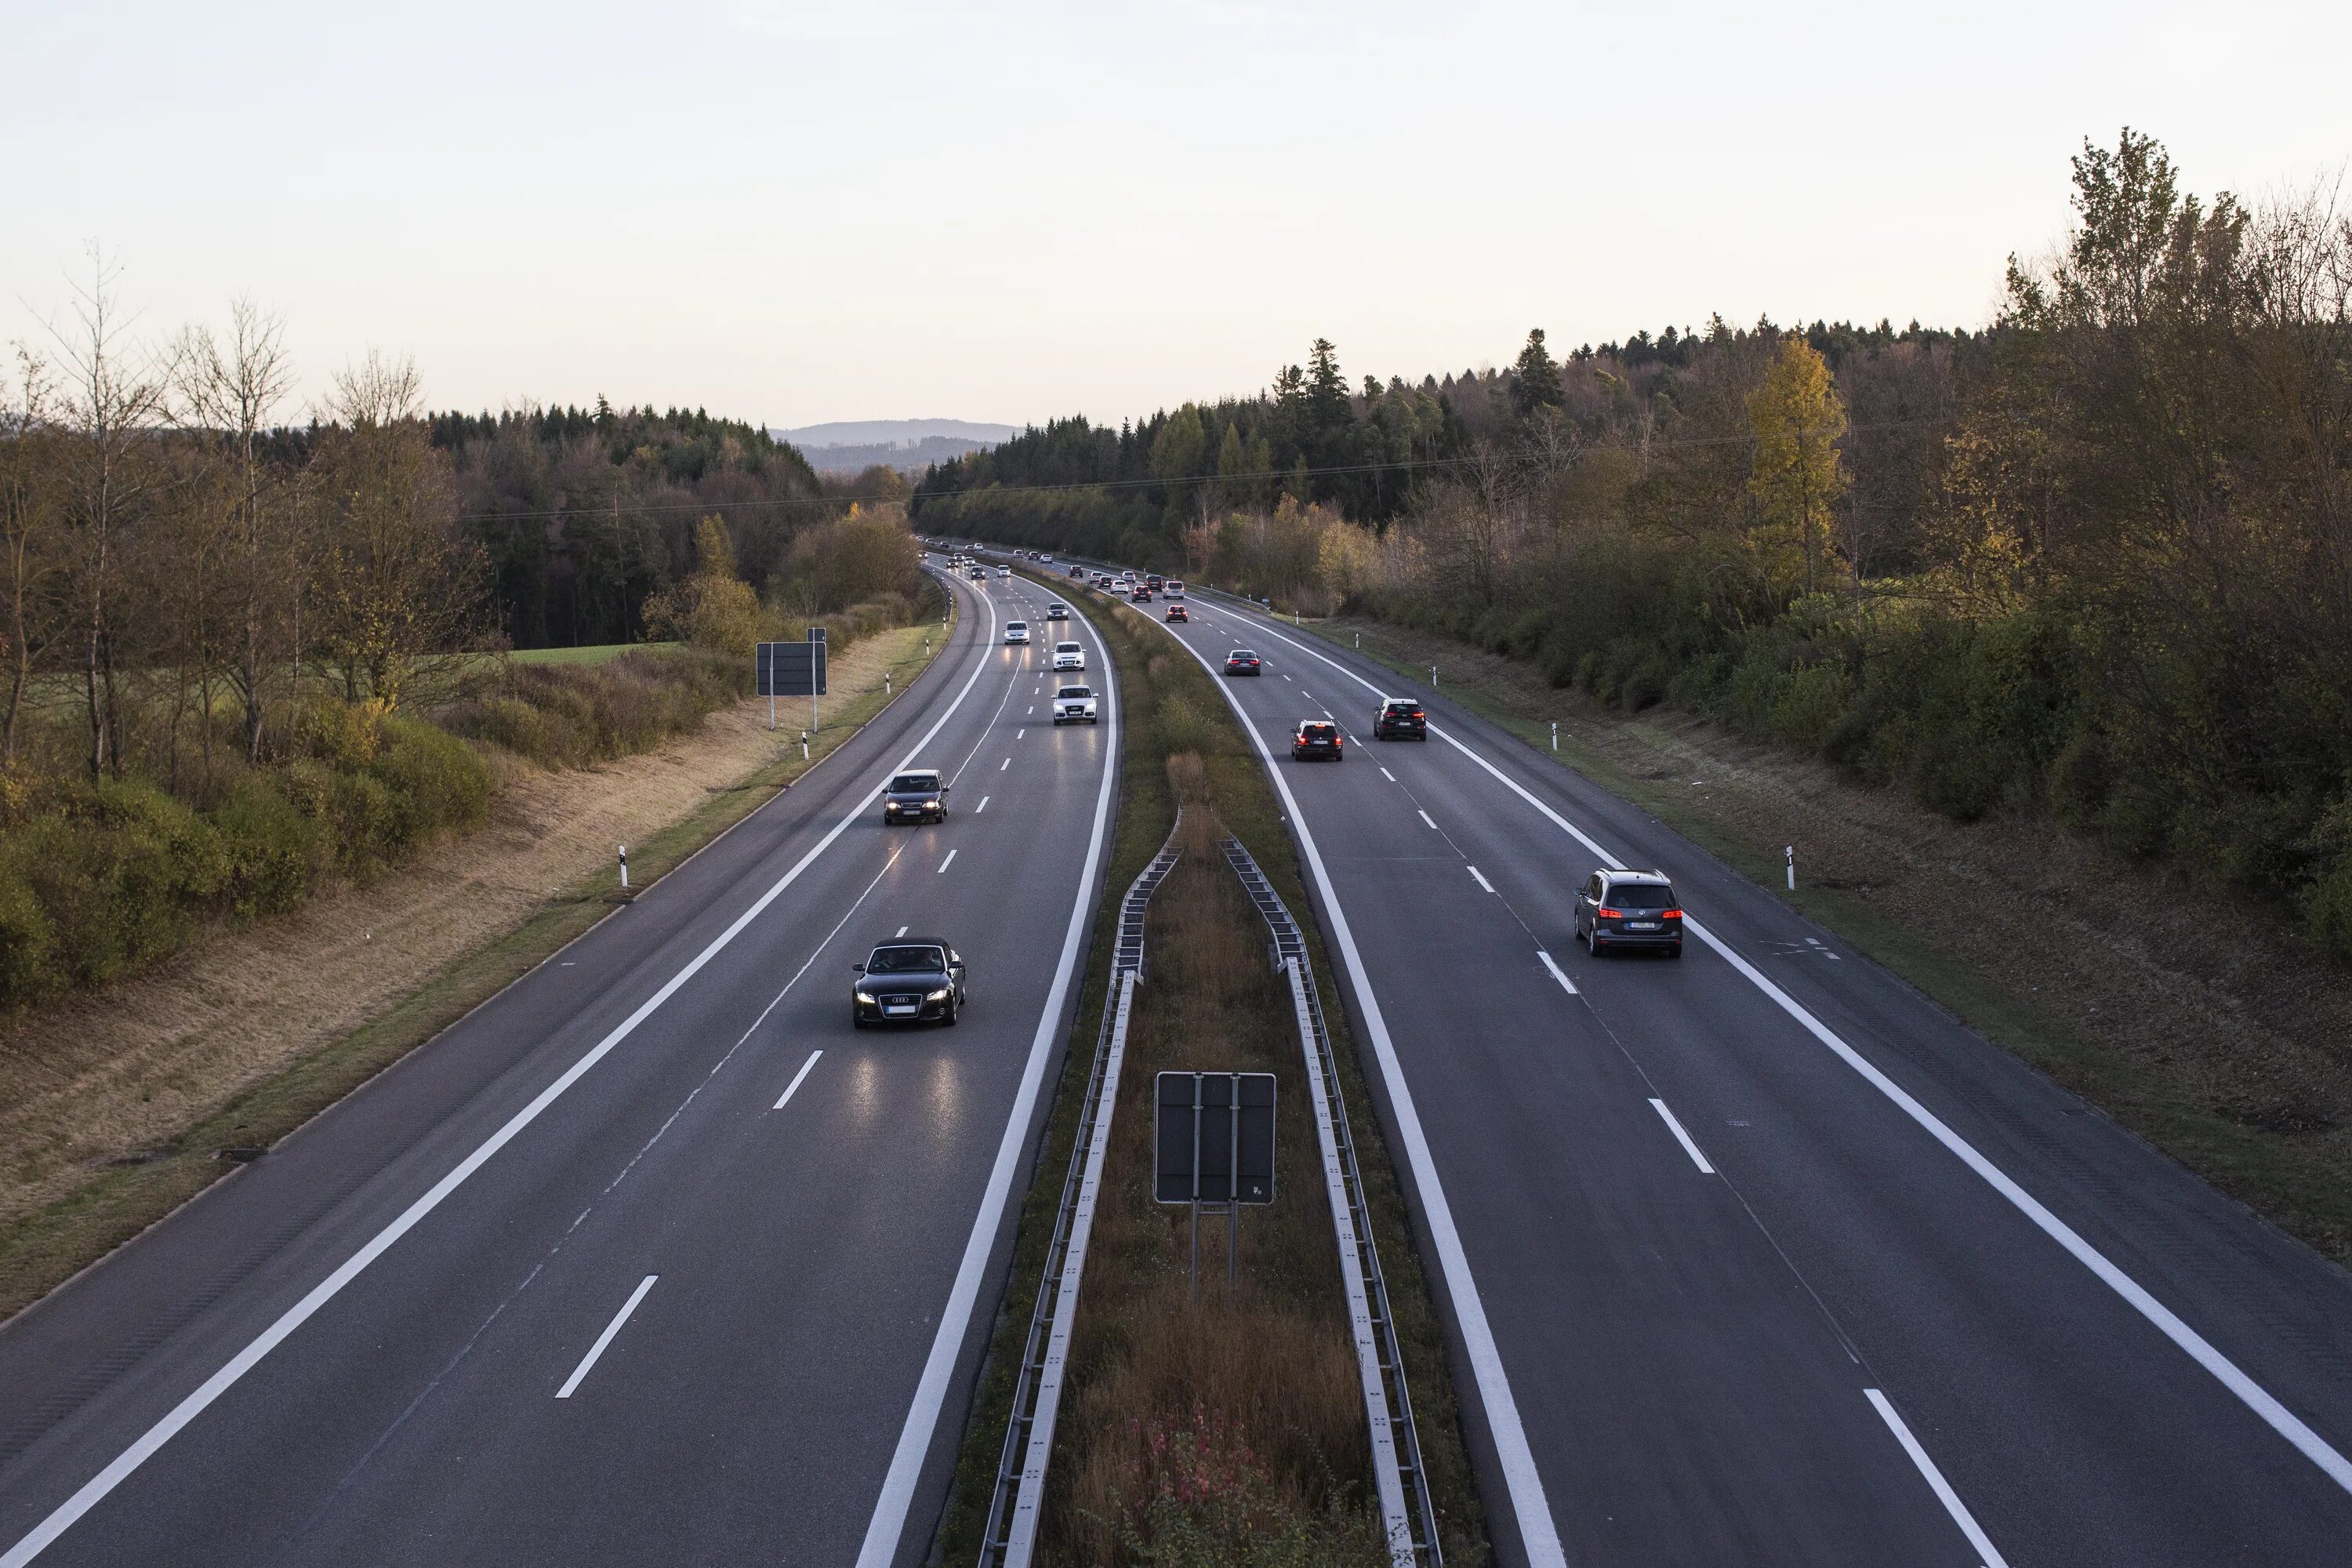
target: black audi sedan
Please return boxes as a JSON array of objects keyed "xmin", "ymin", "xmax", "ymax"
[
  {"xmin": 1573, "ymin": 869, "xmax": 1684, "ymax": 957},
  {"xmin": 1225, "ymin": 650, "xmax": 1263, "ymax": 675},
  {"xmin": 853, "ymin": 940, "xmax": 967, "ymax": 1026}
]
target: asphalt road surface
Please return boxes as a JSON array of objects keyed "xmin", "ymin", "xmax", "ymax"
[
  {"xmin": 0, "ymin": 564, "xmax": 1116, "ymax": 1568},
  {"xmin": 1027, "ymin": 554, "xmax": 2352, "ymax": 1568}
]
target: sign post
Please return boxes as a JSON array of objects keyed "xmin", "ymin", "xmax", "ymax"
[{"xmin": 1154, "ymin": 1071, "xmax": 1275, "ymax": 1300}]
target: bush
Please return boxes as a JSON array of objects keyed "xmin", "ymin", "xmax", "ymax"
[{"xmin": 213, "ymin": 776, "xmax": 325, "ymax": 918}]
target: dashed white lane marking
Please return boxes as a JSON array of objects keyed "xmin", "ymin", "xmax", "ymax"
[
  {"xmin": 772, "ymin": 1050, "xmax": 824, "ymax": 1111},
  {"xmin": 1467, "ymin": 866, "xmax": 1494, "ymax": 893},
  {"xmin": 895, "ymin": 925, "xmax": 908, "ymax": 938},
  {"xmin": 1026, "ymin": 706, "xmax": 1033, "ymax": 715},
  {"xmin": 937, "ymin": 850, "xmax": 958, "ymax": 874},
  {"xmin": 1017, "ymin": 728, "xmax": 1025, "ymax": 739},
  {"xmin": 1536, "ymin": 949, "xmax": 1578, "ymax": 996},
  {"xmin": 1281, "ymin": 673, "xmax": 1293, "ymax": 681},
  {"xmin": 555, "ymin": 1275, "xmax": 659, "ymax": 1399},
  {"xmin": 1379, "ymin": 766, "xmax": 1396, "ymax": 782},
  {"xmin": 1000, "ymin": 757, "xmax": 1011, "ymax": 771},
  {"xmin": 1866, "ymin": 1388, "xmax": 2012, "ymax": 1567},
  {"xmin": 1648, "ymin": 1098, "xmax": 1715, "ymax": 1174},
  {"xmin": 975, "ymin": 797, "xmax": 989, "ymax": 814},
  {"xmin": 1417, "ymin": 809, "xmax": 1437, "ymax": 830}
]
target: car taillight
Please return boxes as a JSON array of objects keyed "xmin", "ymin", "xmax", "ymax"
[
  {"xmin": 1595, "ymin": 907, "xmax": 1624, "ymax": 919},
  {"xmin": 1662, "ymin": 909, "xmax": 1683, "ymax": 919}
]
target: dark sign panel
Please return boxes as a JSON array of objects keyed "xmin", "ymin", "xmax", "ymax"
[
  {"xmin": 1154, "ymin": 1072, "xmax": 1276, "ymax": 1204},
  {"xmin": 757, "ymin": 640, "xmax": 827, "ymax": 697}
]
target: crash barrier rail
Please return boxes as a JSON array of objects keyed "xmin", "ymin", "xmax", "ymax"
[
  {"xmin": 978, "ymin": 813, "xmax": 1185, "ymax": 1568},
  {"xmin": 1224, "ymin": 834, "xmax": 1442, "ymax": 1567}
]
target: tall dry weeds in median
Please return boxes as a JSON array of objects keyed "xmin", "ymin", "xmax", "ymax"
[{"xmin": 1044, "ymin": 805, "xmax": 1378, "ymax": 1566}]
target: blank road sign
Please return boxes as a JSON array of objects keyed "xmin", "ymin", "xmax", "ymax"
[
  {"xmin": 1154, "ymin": 1072, "xmax": 1276, "ymax": 1204},
  {"xmin": 758, "ymin": 640, "xmax": 826, "ymax": 697}
]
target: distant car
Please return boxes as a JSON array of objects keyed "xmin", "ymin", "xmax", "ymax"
[
  {"xmin": 1052, "ymin": 641, "xmax": 1086, "ymax": 670},
  {"xmin": 1047, "ymin": 601, "xmax": 1070, "ymax": 620},
  {"xmin": 1040, "ymin": 554, "xmax": 1055, "ymax": 564},
  {"xmin": 1166, "ymin": 579, "xmax": 1186, "ymax": 598},
  {"xmin": 1165, "ymin": 603, "xmax": 1188, "ymax": 622},
  {"xmin": 881, "ymin": 768, "xmax": 949, "ymax": 825},
  {"xmin": 1053, "ymin": 684, "xmax": 1099, "ymax": 724},
  {"xmin": 1372, "ymin": 698, "xmax": 1427, "ymax": 740},
  {"xmin": 1292, "ymin": 720, "xmax": 1343, "ymax": 760},
  {"xmin": 995, "ymin": 566, "xmax": 1010, "ymax": 579},
  {"xmin": 853, "ymin": 939, "xmax": 966, "ymax": 1026},
  {"xmin": 1225, "ymin": 650, "xmax": 1262, "ymax": 676},
  {"xmin": 1574, "ymin": 869, "xmax": 1684, "ymax": 957},
  {"xmin": 1130, "ymin": 586, "xmax": 1152, "ymax": 603},
  {"xmin": 970, "ymin": 568, "xmax": 987, "ymax": 581},
  {"xmin": 1145, "ymin": 575, "xmax": 1163, "ymax": 591},
  {"xmin": 1069, "ymin": 564, "xmax": 1087, "ymax": 578},
  {"xmin": 1004, "ymin": 621, "xmax": 1030, "ymax": 644}
]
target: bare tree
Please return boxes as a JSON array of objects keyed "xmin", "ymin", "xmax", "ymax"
[
  {"xmin": 177, "ymin": 299, "xmax": 296, "ymax": 761},
  {"xmin": 2, "ymin": 346, "xmax": 67, "ymax": 763},
  {"xmin": 47, "ymin": 247, "xmax": 171, "ymax": 780}
]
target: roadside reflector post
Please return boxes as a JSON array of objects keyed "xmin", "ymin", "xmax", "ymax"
[
  {"xmin": 1431, "ymin": 664, "xmax": 1439, "ymax": 690},
  {"xmin": 617, "ymin": 845, "xmax": 628, "ymax": 890},
  {"xmin": 1551, "ymin": 720, "xmax": 1559, "ymax": 752},
  {"xmin": 1787, "ymin": 845, "xmax": 1796, "ymax": 891}
]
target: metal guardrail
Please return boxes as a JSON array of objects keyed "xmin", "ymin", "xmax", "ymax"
[
  {"xmin": 1224, "ymin": 835, "xmax": 1443, "ymax": 1567},
  {"xmin": 978, "ymin": 814, "xmax": 1185, "ymax": 1568}
]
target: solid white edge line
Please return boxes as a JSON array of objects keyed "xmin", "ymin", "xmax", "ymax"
[
  {"xmin": 1535, "ymin": 949, "xmax": 1577, "ymax": 997},
  {"xmin": 1379, "ymin": 766, "xmax": 1396, "ymax": 781},
  {"xmin": 554, "ymin": 1274, "xmax": 659, "ymax": 1399},
  {"xmin": 1217, "ymin": 601, "xmax": 2352, "ymax": 1500},
  {"xmin": 855, "ymin": 584, "xmax": 1123, "ymax": 1568},
  {"xmin": 1467, "ymin": 865, "xmax": 1494, "ymax": 893},
  {"xmin": 1416, "ymin": 808, "xmax": 1437, "ymax": 830},
  {"xmin": 1150, "ymin": 617, "xmax": 1569, "ymax": 1568},
  {"xmin": 937, "ymin": 849, "xmax": 958, "ymax": 874},
  {"xmin": 1646, "ymin": 1098, "xmax": 1715, "ymax": 1175},
  {"xmin": 772, "ymin": 1051, "xmax": 824, "ymax": 1112},
  {"xmin": 0, "ymin": 584, "xmax": 1008, "ymax": 1568},
  {"xmin": 1866, "ymin": 1388, "xmax": 2010, "ymax": 1568}
]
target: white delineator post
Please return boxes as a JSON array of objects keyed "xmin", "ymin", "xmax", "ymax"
[
  {"xmin": 1787, "ymin": 845, "xmax": 1795, "ymax": 891},
  {"xmin": 618, "ymin": 845, "xmax": 629, "ymax": 890}
]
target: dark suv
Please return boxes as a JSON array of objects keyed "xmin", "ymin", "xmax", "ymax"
[
  {"xmin": 1373, "ymin": 699, "xmax": 1426, "ymax": 739},
  {"xmin": 1574, "ymin": 869, "xmax": 1683, "ymax": 957},
  {"xmin": 853, "ymin": 940, "xmax": 967, "ymax": 1026},
  {"xmin": 1291, "ymin": 720, "xmax": 1344, "ymax": 760}
]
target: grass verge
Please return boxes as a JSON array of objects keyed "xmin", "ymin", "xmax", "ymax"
[
  {"xmin": 933, "ymin": 575, "xmax": 1489, "ymax": 1566},
  {"xmin": 0, "ymin": 618, "xmax": 951, "ymax": 1322}
]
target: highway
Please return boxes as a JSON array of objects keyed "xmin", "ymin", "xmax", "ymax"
[
  {"xmin": 1047, "ymin": 562, "xmax": 2352, "ymax": 1568},
  {"xmin": 0, "ymin": 565, "xmax": 1116, "ymax": 1568}
]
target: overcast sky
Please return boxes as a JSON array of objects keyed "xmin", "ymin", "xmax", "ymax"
[{"xmin": 5, "ymin": 0, "xmax": 2347, "ymax": 430}]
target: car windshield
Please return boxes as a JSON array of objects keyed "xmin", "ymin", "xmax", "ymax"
[
  {"xmin": 867, "ymin": 945, "xmax": 946, "ymax": 973},
  {"xmin": 1057, "ymin": 644, "xmax": 1080, "ymax": 652},
  {"xmin": 1059, "ymin": 686, "xmax": 1091, "ymax": 699},
  {"xmin": 1385, "ymin": 702, "xmax": 1419, "ymax": 715},
  {"xmin": 1300, "ymin": 724, "xmax": 1335, "ymax": 739},
  {"xmin": 888, "ymin": 774, "xmax": 939, "ymax": 793},
  {"xmin": 1610, "ymin": 884, "xmax": 1674, "ymax": 910}
]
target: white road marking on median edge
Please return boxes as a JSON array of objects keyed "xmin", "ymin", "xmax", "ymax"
[
  {"xmin": 1379, "ymin": 766, "xmax": 1396, "ymax": 782},
  {"xmin": 1213, "ymin": 600, "xmax": 2352, "ymax": 1501},
  {"xmin": 1648, "ymin": 1098, "xmax": 1715, "ymax": 1174},
  {"xmin": 1866, "ymin": 1388, "xmax": 2009, "ymax": 1568},
  {"xmin": 1536, "ymin": 949, "xmax": 1577, "ymax": 996},
  {"xmin": 1151, "ymin": 619, "xmax": 1568, "ymax": 1568},
  {"xmin": 555, "ymin": 1276, "xmax": 659, "ymax": 1399},
  {"xmin": 856, "ymin": 597, "xmax": 1125, "ymax": 1568},
  {"xmin": 0, "ymin": 597, "xmax": 1012, "ymax": 1568},
  {"xmin": 937, "ymin": 850, "xmax": 957, "ymax": 873},
  {"xmin": 1467, "ymin": 866, "xmax": 1494, "ymax": 893},
  {"xmin": 1417, "ymin": 808, "xmax": 1437, "ymax": 830},
  {"xmin": 773, "ymin": 1051, "xmax": 824, "ymax": 1112}
]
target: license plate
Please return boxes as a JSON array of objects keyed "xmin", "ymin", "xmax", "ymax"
[
  {"xmin": 884, "ymin": 1004, "xmax": 916, "ymax": 1015},
  {"xmin": 1628, "ymin": 920, "xmax": 1658, "ymax": 931}
]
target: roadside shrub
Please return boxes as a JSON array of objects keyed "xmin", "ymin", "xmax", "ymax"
[
  {"xmin": 212, "ymin": 776, "xmax": 325, "ymax": 918},
  {"xmin": 1768, "ymin": 662, "xmax": 1853, "ymax": 753}
]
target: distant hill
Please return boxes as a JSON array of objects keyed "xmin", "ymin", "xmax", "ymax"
[{"xmin": 773, "ymin": 418, "xmax": 1022, "ymax": 476}]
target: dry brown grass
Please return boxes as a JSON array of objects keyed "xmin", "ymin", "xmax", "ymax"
[{"xmin": 1043, "ymin": 803, "xmax": 1371, "ymax": 1565}]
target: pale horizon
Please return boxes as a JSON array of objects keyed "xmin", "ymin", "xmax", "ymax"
[{"xmin": 7, "ymin": 0, "xmax": 2348, "ymax": 431}]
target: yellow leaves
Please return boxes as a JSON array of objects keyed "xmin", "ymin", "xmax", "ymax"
[{"xmin": 1745, "ymin": 336, "xmax": 1849, "ymax": 596}]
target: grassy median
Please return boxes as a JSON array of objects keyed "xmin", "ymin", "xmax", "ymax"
[{"xmin": 935, "ymin": 574, "xmax": 1488, "ymax": 1566}]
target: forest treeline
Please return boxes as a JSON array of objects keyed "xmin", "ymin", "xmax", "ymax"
[
  {"xmin": 0, "ymin": 270, "xmax": 925, "ymax": 1007},
  {"xmin": 916, "ymin": 132, "xmax": 2352, "ymax": 956}
]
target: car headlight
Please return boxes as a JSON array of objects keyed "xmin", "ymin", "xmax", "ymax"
[
  {"xmin": 855, "ymin": 990, "xmax": 877, "ymax": 1004},
  {"xmin": 924, "ymin": 800, "xmax": 940, "ymax": 809},
  {"xmin": 926, "ymin": 987, "xmax": 952, "ymax": 1002}
]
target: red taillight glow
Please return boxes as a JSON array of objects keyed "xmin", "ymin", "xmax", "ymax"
[
  {"xmin": 1663, "ymin": 909, "xmax": 1683, "ymax": 919},
  {"xmin": 1595, "ymin": 906, "xmax": 1624, "ymax": 919}
]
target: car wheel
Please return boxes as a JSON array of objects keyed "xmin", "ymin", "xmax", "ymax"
[
  {"xmin": 1591, "ymin": 937, "xmax": 1606, "ymax": 957},
  {"xmin": 852, "ymin": 1010, "xmax": 867, "ymax": 1029},
  {"xmin": 1668, "ymin": 943, "xmax": 1683, "ymax": 959},
  {"xmin": 942, "ymin": 998, "xmax": 960, "ymax": 1027}
]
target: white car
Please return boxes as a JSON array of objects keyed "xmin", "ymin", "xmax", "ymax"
[
  {"xmin": 1040, "ymin": 554, "xmax": 1055, "ymax": 564},
  {"xmin": 995, "ymin": 566, "xmax": 1011, "ymax": 579},
  {"xmin": 1053, "ymin": 684, "xmax": 1098, "ymax": 724},
  {"xmin": 1051, "ymin": 641, "xmax": 1085, "ymax": 671},
  {"xmin": 1004, "ymin": 621, "xmax": 1030, "ymax": 644},
  {"xmin": 1046, "ymin": 602, "xmax": 1069, "ymax": 620}
]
